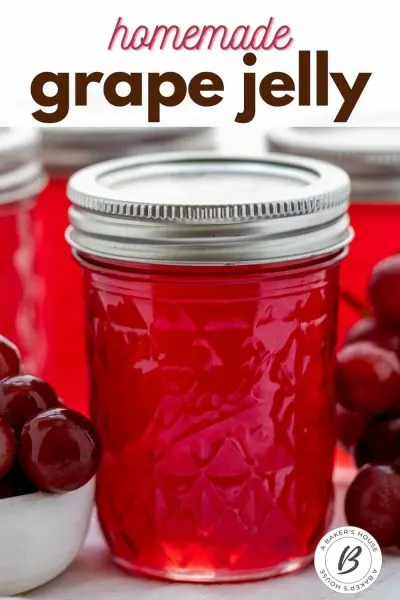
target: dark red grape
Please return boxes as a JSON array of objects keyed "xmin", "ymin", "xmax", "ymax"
[
  {"xmin": 356, "ymin": 417, "xmax": 400, "ymax": 468},
  {"xmin": 0, "ymin": 417, "xmax": 15, "ymax": 479},
  {"xmin": 336, "ymin": 403, "xmax": 366, "ymax": 452},
  {"xmin": 0, "ymin": 375, "xmax": 60, "ymax": 435},
  {"xmin": 345, "ymin": 464, "xmax": 400, "ymax": 547},
  {"xmin": 336, "ymin": 342, "xmax": 400, "ymax": 415},
  {"xmin": 374, "ymin": 408, "xmax": 400, "ymax": 422},
  {"xmin": 19, "ymin": 407, "xmax": 102, "ymax": 493},
  {"xmin": 344, "ymin": 317, "xmax": 400, "ymax": 353},
  {"xmin": 369, "ymin": 255, "xmax": 400, "ymax": 325},
  {"xmin": 0, "ymin": 336, "xmax": 20, "ymax": 380},
  {"xmin": 0, "ymin": 464, "xmax": 38, "ymax": 499}
]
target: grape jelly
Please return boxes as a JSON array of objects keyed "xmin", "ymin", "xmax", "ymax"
[
  {"xmin": 67, "ymin": 153, "xmax": 352, "ymax": 581},
  {"xmin": 0, "ymin": 129, "xmax": 47, "ymax": 373}
]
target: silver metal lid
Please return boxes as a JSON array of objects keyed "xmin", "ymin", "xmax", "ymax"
[
  {"xmin": 42, "ymin": 127, "xmax": 214, "ymax": 175},
  {"xmin": 0, "ymin": 128, "xmax": 47, "ymax": 204},
  {"xmin": 66, "ymin": 152, "xmax": 352, "ymax": 266},
  {"xmin": 268, "ymin": 128, "xmax": 400, "ymax": 200}
]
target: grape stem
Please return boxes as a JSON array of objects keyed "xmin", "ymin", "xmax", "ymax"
[{"xmin": 340, "ymin": 289, "xmax": 371, "ymax": 317}]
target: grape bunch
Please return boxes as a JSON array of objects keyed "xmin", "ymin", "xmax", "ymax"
[
  {"xmin": 337, "ymin": 255, "xmax": 400, "ymax": 547},
  {"xmin": 0, "ymin": 335, "xmax": 101, "ymax": 498}
]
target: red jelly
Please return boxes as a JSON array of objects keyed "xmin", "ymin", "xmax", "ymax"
[
  {"xmin": 67, "ymin": 154, "xmax": 352, "ymax": 581},
  {"xmin": 37, "ymin": 128, "xmax": 214, "ymax": 413},
  {"xmin": 0, "ymin": 129, "xmax": 47, "ymax": 373}
]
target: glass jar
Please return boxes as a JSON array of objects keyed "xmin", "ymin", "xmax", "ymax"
[
  {"xmin": 268, "ymin": 128, "xmax": 400, "ymax": 345},
  {"xmin": 0, "ymin": 128, "xmax": 47, "ymax": 372},
  {"xmin": 67, "ymin": 153, "xmax": 352, "ymax": 582},
  {"xmin": 37, "ymin": 128, "xmax": 214, "ymax": 412}
]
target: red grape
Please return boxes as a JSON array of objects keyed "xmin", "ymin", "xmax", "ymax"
[
  {"xmin": 19, "ymin": 407, "xmax": 102, "ymax": 493},
  {"xmin": 0, "ymin": 336, "xmax": 20, "ymax": 380},
  {"xmin": 369, "ymin": 255, "xmax": 400, "ymax": 325},
  {"xmin": 344, "ymin": 317, "xmax": 400, "ymax": 353},
  {"xmin": 0, "ymin": 417, "xmax": 15, "ymax": 479},
  {"xmin": 355, "ymin": 417, "xmax": 400, "ymax": 468},
  {"xmin": 336, "ymin": 404, "xmax": 366, "ymax": 452},
  {"xmin": 0, "ymin": 464, "xmax": 38, "ymax": 499},
  {"xmin": 345, "ymin": 464, "xmax": 400, "ymax": 547},
  {"xmin": 336, "ymin": 342, "xmax": 400, "ymax": 415},
  {"xmin": 0, "ymin": 375, "xmax": 61, "ymax": 435}
]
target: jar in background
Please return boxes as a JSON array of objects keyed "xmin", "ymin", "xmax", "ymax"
[
  {"xmin": 67, "ymin": 153, "xmax": 352, "ymax": 582},
  {"xmin": 268, "ymin": 128, "xmax": 400, "ymax": 345},
  {"xmin": 37, "ymin": 128, "xmax": 214, "ymax": 412},
  {"xmin": 0, "ymin": 128, "xmax": 47, "ymax": 372}
]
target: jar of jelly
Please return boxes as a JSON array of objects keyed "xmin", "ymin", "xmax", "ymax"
[
  {"xmin": 0, "ymin": 128, "xmax": 47, "ymax": 372},
  {"xmin": 268, "ymin": 128, "xmax": 400, "ymax": 345},
  {"xmin": 67, "ymin": 153, "xmax": 352, "ymax": 582},
  {"xmin": 37, "ymin": 128, "xmax": 214, "ymax": 412}
]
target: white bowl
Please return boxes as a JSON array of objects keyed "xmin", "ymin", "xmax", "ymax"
[{"xmin": 0, "ymin": 478, "xmax": 95, "ymax": 596}]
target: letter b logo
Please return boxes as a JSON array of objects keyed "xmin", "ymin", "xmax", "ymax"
[
  {"xmin": 314, "ymin": 527, "xmax": 382, "ymax": 594},
  {"xmin": 338, "ymin": 545, "xmax": 362, "ymax": 575}
]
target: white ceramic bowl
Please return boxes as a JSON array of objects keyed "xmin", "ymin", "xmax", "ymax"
[{"xmin": 0, "ymin": 478, "xmax": 95, "ymax": 596}]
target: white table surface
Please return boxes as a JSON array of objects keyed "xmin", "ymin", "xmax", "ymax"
[{"xmin": 11, "ymin": 470, "xmax": 395, "ymax": 600}]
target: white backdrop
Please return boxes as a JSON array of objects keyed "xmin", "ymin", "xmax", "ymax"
[{"xmin": 0, "ymin": 0, "xmax": 399, "ymax": 126}]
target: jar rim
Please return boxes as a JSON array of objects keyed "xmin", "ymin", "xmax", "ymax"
[
  {"xmin": 42, "ymin": 126, "xmax": 210, "ymax": 142},
  {"xmin": 74, "ymin": 247, "xmax": 349, "ymax": 277},
  {"xmin": 268, "ymin": 127, "xmax": 400, "ymax": 155},
  {"xmin": 41, "ymin": 127, "xmax": 213, "ymax": 174},
  {"xmin": 67, "ymin": 151, "xmax": 349, "ymax": 218},
  {"xmin": 0, "ymin": 128, "xmax": 39, "ymax": 157},
  {"xmin": 67, "ymin": 151, "xmax": 352, "ymax": 266},
  {"xmin": 268, "ymin": 127, "xmax": 400, "ymax": 199},
  {"xmin": 0, "ymin": 128, "xmax": 47, "ymax": 204}
]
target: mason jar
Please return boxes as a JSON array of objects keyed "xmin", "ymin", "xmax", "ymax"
[
  {"xmin": 268, "ymin": 127, "xmax": 400, "ymax": 345},
  {"xmin": 0, "ymin": 128, "xmax": 47, "ymax": 372},
  {"xmin": 67, "ymin": 153, "xmax": 352, "ymax": 582},
  {"xmin": 37, "ymin": 128, "xmax": 214, "ymax": 411}
]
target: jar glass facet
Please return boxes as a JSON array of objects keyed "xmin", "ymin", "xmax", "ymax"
[
  {"xmin": 0, "ymin": 129, "xmax": 47, "ymax": 372},
  {"xmin": 78, "ymin": 255, "xmax": 340, "ymax": 581},
  {"xmin": 0, "ymin": 199, "xmax": 45, "ymax": 372}
]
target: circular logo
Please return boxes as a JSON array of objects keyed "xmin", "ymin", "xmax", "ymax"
[{"xmin": 314, "ymin": 527, "xmax": 382, "ymax": 594}]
